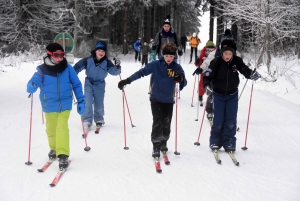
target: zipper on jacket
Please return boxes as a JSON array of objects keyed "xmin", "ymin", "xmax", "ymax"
[
  {"xmin": 44, "ymin": 94, "xmax": 46, "ymax": 106},
  {"xmin": 57, "ymin": 73, "xmax": 62, "ymax": 112},
  {"xmin": 225, "ymin": 63, "xmax": 229, "ymax": 95}
]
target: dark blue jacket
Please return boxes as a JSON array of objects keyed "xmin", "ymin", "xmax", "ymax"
[
  {"xmin": 27, "ymin": 63, "xmax": 84, "ymax": 113},
  {"xmin": 128, "ymin": 57, "xmax": 187, "ymax": 103}
]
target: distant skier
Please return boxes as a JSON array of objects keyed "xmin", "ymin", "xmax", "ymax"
[
  {"xmin": 26, "ymin": 43, "xmax": 85, "ymax": 170},
  {"xmin": 141, "ymin": 41, "xmax": 151, "ymax": 68},
  {"xmin": 203, "ymin": 39, "xmax": 260, "ymax": 152},
  {"xmin": 153, "ymin": 15, "xmax": 183, "ymax": 61},
  {"xmin": 133, "ymin": 38, "xmax": 142, "ymax": 62},
  {"xmin": 187, "ymin": 32, "xmax": 201, "ymax": 63},
  {"xmin": 117, "ymin": 43, "xmax": 187, "ymax": 158},
  {"xmin": 215, "ymin": 29, "xmax": 234, "ymax": 57}
]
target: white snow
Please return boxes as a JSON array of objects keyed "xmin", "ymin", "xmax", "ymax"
[{"xmin": 0, "ymin": 49, "xmax": 300, "ymax": 201}]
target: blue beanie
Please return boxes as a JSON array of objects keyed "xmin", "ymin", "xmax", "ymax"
[{"xmin": 95, "ymin": 41, "xmax": 107, "ymax": 52}]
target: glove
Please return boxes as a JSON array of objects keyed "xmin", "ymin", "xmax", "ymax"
[
  {"xmin": 173, "ymin": 72, "xmax": 183, "ymax": 83},
  {"xmin": 250, "ymin": 69, "xmax": 260, "ymax": 81},
  {"xmin": 205, "ymin": 85, "xmax": 212, "ymax": 96},
  {"xmin": 27, "ymin": 82, "xmax": 37, "ymax": 94},
  {"xmin": 179, "ymin": 82, "xmax": 184, "ymax": 91},
  {"xmin": 77, "ymin": 100, "xmax": 86, "ymax": 115},
  {"xmin": 194, "ymin": 58, "xmax": 201, "ymax": 66},
  {"xmin": 178, "ymin": 50, "xmax": 183, "ymax": 56},
  {"xmin": 192, "ymin": 67, "xmax": 203, "ymax": 76},
  {"xmin": 118, "ymin": 78, "xmax": 131, "ymax": 90},
  {"xmin": 114, "ymin": 58, "xmax": 121, "ymax": 68}
]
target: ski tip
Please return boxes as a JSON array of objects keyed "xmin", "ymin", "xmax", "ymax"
[
  {"xmin": 218, "ymin": 160, "xmax": 222, "ymax": 164},
  {"xmin": 165, "ymin": 161, "xmax": 170, "ymax": 165},
  {"xmin": 235, "ymin": 162, "xmax": 240, "ymax": 166},
  {"xmin": 49, "ymin": 184, "xmax": 56, "ymax": 187},
  {"xmin": 37, "ymin": 169, "xmax": 44, "ymax": 172},
  {"xmin": 95, "ymin": 131, "xmax": 99, "ymax": 134},
  {"xmin": 156, "ymin": 169, "xmax": 162, "ymax": 173}
]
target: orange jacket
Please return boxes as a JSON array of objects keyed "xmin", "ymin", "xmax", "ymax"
[{"xmin": 187, "ymin": 36, "xmax": 201, "ymax": 48}]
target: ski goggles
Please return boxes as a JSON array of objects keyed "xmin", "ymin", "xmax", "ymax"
[{"xmin": 47, "ymin": 51, "xmax": 66, "ymax": 58}]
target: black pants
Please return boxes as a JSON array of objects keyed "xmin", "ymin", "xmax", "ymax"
[
  {"xmin": 150, "ymin": 101, "xmax": 174, "ymax": 144},
  {"xmin": 142, "ymin": 55, "xmax": 148, "ymax": 65},
  {"xmin": 182, "ymin": 44, "xmax": 186, "ymax": 53},
  {"xmin": 190, "ymin": 47, "xmax": 198, "ymax": 62},
  {"xmin": 135, "ymin": 50, "xmax": 141, "ymax": 61}
]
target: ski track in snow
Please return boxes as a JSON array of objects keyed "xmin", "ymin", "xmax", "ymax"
[{"xmin": 0, "ymin": 50, "xmax": 300, "ymax": 201}]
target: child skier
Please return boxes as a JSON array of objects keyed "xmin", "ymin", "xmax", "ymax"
[
  {"xmin": 117, "ymin": 43, "xmax": 187, "ymax": 158},
  {"xmin": 203, "ymin": 39, "xmax": 260, "ymax": 152},
  {"xmin": 26, "ymin": 43, "xmax": 85, "ymax": 170},
  {"xmin": 73, "ymin": 41, "xmax": 121, "ymax": 133},
  {"xmin": 148, "ymin": 38, "xmax": 156, "ymax": 62},
  {"xmin": 141, "ymin": 41, "xmax": 151, "ymax": 67}
]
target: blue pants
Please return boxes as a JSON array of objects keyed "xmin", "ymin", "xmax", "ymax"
[
  {"xmin": 210, "ymin": 92, "xmax": 238, "ymax": 150},
  {"xmin": 82, "ymin": 78, "xmax": 105, "ymax": 124}
]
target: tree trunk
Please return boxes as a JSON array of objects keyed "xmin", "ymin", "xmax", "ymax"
[
  {"xmin": 209, "ymin": 5, "xmax": 214, "ymax": 42},
  {"xmin": 123, "ymin": 0, "xmax": 128, "ymax": 54},
  {"xmin": 73, "ymin": 0, "xmax": 79, "ymax": 53},
  {"xmin": 265, "ymin": 0, "xmax": 271, "ymax": 73},
  {"xmin": 216, "ymin": 5, "xmax": 223, "ymax": 45}
]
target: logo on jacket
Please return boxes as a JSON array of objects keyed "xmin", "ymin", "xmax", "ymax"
[
  {"xmin": 167, "ymin": 69, "xmax": 175, "ymax": 77},
  {"xmin": 232, "ymin": 65, "xmax": 237, "ymax": 72}
]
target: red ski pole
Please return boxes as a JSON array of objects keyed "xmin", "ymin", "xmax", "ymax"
[
  {"xmin": 194, "ymin": 98, "xmax": 209, "ymax": 146},
  {"xmin": 191, "ymin": 75, "xmax": 196, "ymax": 107},
  {"xmin": 242, "ymin": 80, "xmax": 255, "ymax": 150},
  {"xmin": 174, "ymin": 83, "xmax": 180, "ymax": 155},
  {"xmin": 25, "ymin": 94, "xmax": 33, "ymax": 165},
  {"xmin": 122, "ymin": 90, "xmax": 129, "ymax": 150},
  {"xmin": 119, "ymin": 75, "xmax": 135, "ymax": 127}
]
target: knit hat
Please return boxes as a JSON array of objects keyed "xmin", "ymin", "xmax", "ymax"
[
  {"xmin": 206, "ymin": 41, "xmax": 215, "ymax": 48},
  {"xmin": 193, "ymin": 32, "xmax": 196, "ymax": 37},
  {"xmin": 95, "ymin": 40, "xmax": 107, "ymax": 52},
  {"xmin": 46, "ymin": 43, "xmax": 64, "ymax": 52},
  {"xmin": 224, "ymin": 29, "xmax": 231, "ymax": 35},
  {"xmin": 220, "ymin": 39, "xmax": 236, "ymax": 54},
  {"xmin": 163, "ymin": 15, "xmax": 171, "ymax": 26}
]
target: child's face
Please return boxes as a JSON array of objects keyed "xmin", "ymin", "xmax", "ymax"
[
  {"xmin": 51, "ymin": 51, "xmax": 65, "ymax": 64},
  {"xmin": 96, "ymin": 49, "xmax": 106, "ymax": 60},
  {"xmin": 163, "ymin": 24, "xmax": 171, "ymax": 32},
  {"xmin": 222, "ymin": 50, "xmax": 233, "ymax": 62},
  {"xmin": 163, "ymin": 55, "xmax": 175, "ymax": 64},
  {"xmin": 144, "ymin": 42, "xmax": 147, "ymax": 45}
]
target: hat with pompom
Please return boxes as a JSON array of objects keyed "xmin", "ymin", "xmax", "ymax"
[{"xmin": 163, "ymin": 15, "xmax": 171, "ymax": 26}]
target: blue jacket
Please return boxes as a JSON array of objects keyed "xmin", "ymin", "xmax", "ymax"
[
  {"xmin": 128, "ymin": 57, "xmax": 187, "ymax": 103},
  {"xmin": 73, "ymin": 56, "xmax": 121, "ymax": 83},
  {"xmin": 133, "ymin": 40, "xmax": 142, "ymax": 52},
  {"xmin": 27, "ymin": 63, "xmax": 84, "ymax": 113}
]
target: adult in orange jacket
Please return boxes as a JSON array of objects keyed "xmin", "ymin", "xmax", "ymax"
[{"xmin": 187, "ymin": 32, "xmax": 201, "ymax": 63}]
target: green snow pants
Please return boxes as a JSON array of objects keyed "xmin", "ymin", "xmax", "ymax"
[{"xmin": 45, "ymin": 110, "xmax": 71, "ymax": 157}]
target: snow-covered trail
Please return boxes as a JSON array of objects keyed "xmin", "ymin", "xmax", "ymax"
[{"xmin": 0, "ymin": 50, "xmax": 299, "ymax": 201}]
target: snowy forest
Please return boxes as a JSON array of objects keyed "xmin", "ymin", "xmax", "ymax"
[{"xmin": 1, "ymin": 0, "xmax": 300, "ymax": 71}]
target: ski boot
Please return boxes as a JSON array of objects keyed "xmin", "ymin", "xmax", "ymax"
[
  {"xmin": 48, "ymin": 150, "xmax": 56, "ymax": 160},
  {"xmin": 58, "ymin": 154, "xmax": 69, "ymax": 170},
  {"xmin": 95, "ymin": 121, "xmax": 105, "ymax": 134}
]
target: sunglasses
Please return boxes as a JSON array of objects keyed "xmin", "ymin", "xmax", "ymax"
[{"xmin": 47, "ymin": 51, "xmax": 65, "ymax": 58}]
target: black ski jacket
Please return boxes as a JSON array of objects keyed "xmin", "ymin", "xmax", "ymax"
[{"xmin": 203, "ymin": 56, "xmax": 253, "ymax": 96}]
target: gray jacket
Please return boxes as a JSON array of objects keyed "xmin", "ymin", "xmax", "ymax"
[{"xmin": 154, "ymin": 29, "xmax": 182, "ymax": 59}]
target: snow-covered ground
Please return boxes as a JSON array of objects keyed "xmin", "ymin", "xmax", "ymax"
[{"xmin": 0, "ymin": 47, "xmax": 300, "ymax": 201}]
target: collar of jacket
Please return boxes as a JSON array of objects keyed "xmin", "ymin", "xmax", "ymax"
[
  {"xmin": 159, "ymin": 57, "xmax": 175, "ymax": 68},
  {"xmin": 161, "ymin": 28, "xmax": 174, "ymax": 37},
  {"xmin": 43, "ymin": 56, "xmax": 68, "ymax": 73}
]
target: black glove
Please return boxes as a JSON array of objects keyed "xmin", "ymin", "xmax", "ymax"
[
  {"xmin": 178, "ymin": 50, "xmax": 183, "ymax": 56},
  {"xmin": 250, "ymin": 69, "xmax": 260, "ymax": 81},
  {"xmin": 114, "ymin": 58, "xmax": 121, "ymax": 68},
  {"xmin": 118, "ymin": 78, "xmax": 131, "ymax": 90},
  {"xmin": 192, "ymin": 67, "xmax": 203, "ymax": 76},
  {"xmin": 205, "ymin": 85, "xmax": 212, "ymax": 96},
  {"xmin": 194, "ymin": 58, "xmax": 201, "ymax": 66},
  {"xmin": 173, "ymin": 72, "xmax": 183, "ymax": 83}
]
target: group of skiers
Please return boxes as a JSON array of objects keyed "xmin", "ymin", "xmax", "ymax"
[{"xmin": 26, "ymin": 15, "xmax": 260, "ymax": 170}]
